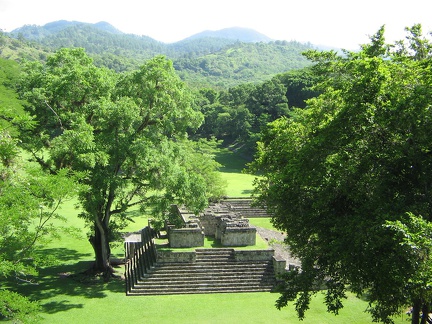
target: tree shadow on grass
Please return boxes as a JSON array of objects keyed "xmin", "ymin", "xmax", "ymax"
[
  {"xmin": 242, "ymin": 189, "xmax": 253, "ymax": 195},
  {"xmin": 215, "ymin": 149, "xmax": 249, "ymax": 173},
  {"xmin": 17, "ymin": 248, "xmax": 125, "ymax": 315},
  {"xmin": 206, "ymin": 236, "xmax": 224, "ymax": 248},
  {"xmin": 40, "ymin": 300, "xmax": 84, "ymax": 315}
]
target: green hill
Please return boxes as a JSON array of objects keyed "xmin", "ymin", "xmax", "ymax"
[{"xmin": 5, "ymin": 20, "xmax": 315, "ymax": 88}]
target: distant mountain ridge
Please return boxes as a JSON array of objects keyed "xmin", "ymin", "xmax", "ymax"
[
  {"xmin": 11, "ymin": 20, "xmax": 125, "ymax": 39},
  {"xmin": 4, "ymin": 20, "xmax": 315, "ymax": 88},
  {"xmin": 184, "ymin": 27, "xmax": 273, "ymax": 43},
  {"xmin": 10, "ymin": 20, "xmax": 272, "ymax": 43}
]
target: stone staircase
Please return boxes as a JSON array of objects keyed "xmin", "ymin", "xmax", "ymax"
[
  {"xmin": 127, "ymin": 249, "xmax": 277, "ymax": 295},
  {"xmin": 223, "ymin": 198, "xmax": 270, "ymax": 218}
]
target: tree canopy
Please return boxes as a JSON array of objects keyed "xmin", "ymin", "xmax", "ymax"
[
  {"xmin": 194, "ymin": 68, "xmax": 318, "ymax": 156},
  {"xmin": 249, "ymin": 25, "xmax": 432, "ymax": 324},
  {"xmin": 18, "ymin": 49, "xmax": 225, "ymax": 277},
  {"xmin": 0, "ymin": 57, "xmax": 80, "ymax": 322}
]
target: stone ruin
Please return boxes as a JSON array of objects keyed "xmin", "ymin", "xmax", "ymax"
[{"xmin": 167, "ymin": 202, "xmax": 256, "ymax": 248}]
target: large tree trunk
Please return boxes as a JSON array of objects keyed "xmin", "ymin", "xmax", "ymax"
[
  {"xmin": 420, "ymin": 303, "xmax": 430, "ymax": 324},
  {"xmin": 88, "ymin": 222, "xmax": 112, "ymax": 280},
  {"xmin": 412, "ymin": 301, "xmax": 421, "ymax": 324}
]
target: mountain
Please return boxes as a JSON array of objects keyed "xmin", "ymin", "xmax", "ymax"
[
  {"xmin": 10, "ymin": 20, "xmax": 124, "ymax": 39},
  {"xmin": 8, "ymin": 21, "xmax": 247, "ymax": 60},
  {"xmin": 183, "ymin": 27, "xmax": 273, "ymax": 43},
  {"xmin": 11, "ymin": 21, "xmax": 271, "ymax": 44},
  {"xmin": 4, "ymin": 20, "xmax": 315, "ymax": 88},
  {"xmin": 174, "ymin": 40, "xmax": 313, "ymax": 88}
]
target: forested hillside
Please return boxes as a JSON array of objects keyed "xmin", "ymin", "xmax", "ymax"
[
  {"xmin": 6, "ymin": 21, "xmax": 315, "ymax": 88},
  {"xmin": 0, "ymin": 26, "xmax": 317, "ymax": 155},
  {"xmin": 0, "ymin": 31, "xmax": 50, "ymax": 61},
  {"xmin": 174, "ymin": 41, "xmax": 312, "ymax": 88}
]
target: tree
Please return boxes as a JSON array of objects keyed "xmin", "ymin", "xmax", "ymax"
[
  {"xmin": 249, "ymin": 25, "xmax": 432, "ymax": 323},
  {"xmin": 18, "ymin": 49, "xmax": 224, "ymax": 277},
  {"xmin": 385, "ymin": 214, "xmax": 432, "ymax": 324},
  {"xmin": 246, "ymin": 78, "xmax": 289, "ymax": 132},
  {"xmin": 0, "ymin": 58, "xmax": 78, "ymax": 322},
  {"xmin": 276, "ymin": 67, "xmax": 320, "ymax": 109}
]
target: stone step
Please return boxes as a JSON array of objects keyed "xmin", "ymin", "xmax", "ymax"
[
  {"xmin": 143, "ymin": 270, "xmax": 273, "ymax": 280},
  {"xmin": 128, "ymin": 258, "xmax": 277, "ymax": 295},
  {"xmin": 195, "ymin": 249, "xmax": 235, "ymax": 257},
  {"xmin": 195, "ymin": 255, "xmax": 235, "ymax": 260},
  {"xmin": 142, "ymin": 272, "xmax": 274, "ymax": 281},
  {"xmin": 128, "ymin": 277, "xmax": 276, "ymax": 295},
  {"xmin": 148, "ymin": 263, "xmax": 273, "ymax": 275},
  {"xmin": 143, "ymin": 264, "xmax": 271, "ymax": 272},
  {"xmin": 128, "ymin": 285, "xmax": 274, "ymax": 296},
  {"xmin": 151, "ymin": 259, "xmax": 273, "ymax": 268},
  {"xmin": 141, "ymin": 269, "xmax": 274, "ymax": 278},
  {"xmin": 131, "ymin": 283, "xmax": 274, "ymax": 291},
  {"xmin": 195, "ymin": 258, "xmax": 235, "ymax": 263},
  {"xmin": 139, "ymin": 274, "xmax": 274, "ymax": 280},
  {"xmin": 195, "ymin": 248, "xmax": 234, "ymax": 252},
  {"xmin": 127, "ymin": 244, "xmax": 277, "ymax": 295},
  {"xmin": 125, "ymin": 223, "xmax": 278, "ymax": 296},
  {"xmin": 137, "ymin": 277, "xmax": 275, "ymax": 286},
  {"xmin": 131, "ymin": 278, "xmax": 275, "ymax": 288},
  {"xmin": 153, "ymin": 262, "xmax": 272, "ymax": 267}
]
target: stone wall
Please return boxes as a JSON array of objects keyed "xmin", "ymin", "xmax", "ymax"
[
  {"xmin": 199, "ymin": 212, "xmax": 219, "ymax": 236},
  {"xmin": 233, "ymin": 249, "xmax": 274, "ymax": 261},
  {"xmin": 221, "ymin": 227, "xmax": 256, "ymax": 246},
  {"xmin": 157, "ymin": 249, "xmax": 275, "ymax": 264},
  {"xmin": 168, "ymin": 227, "xmax": 204, "ymax": 248},
  {"xmin": 170, "ymin": 204, "xmax": 257, "ymax": 247},
  {"xmin": 215, "ymin": 215, "xmax": 256, "ymax": 247},
  {"xmin": 272, "ymin": 255, "xmax": 287, "ymax": 277}
]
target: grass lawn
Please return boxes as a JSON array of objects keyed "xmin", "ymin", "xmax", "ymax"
[
  {"xmin": 216, "ymin": 147, "xmax": 257, "ymax": 197},
  {"xmin": 220, "ymin": 171, "xmax": 256, "ymax": 197},
  {"xmin": 35, "ymin": 287, "xmax": 409, "ymax": 324},
  {"xmin": 12, "ymin": 153, "xmax": 408, "ymax": 323},
  {"xmin": 248, "ymin": 217, "xmax": 276, "ymax": 231}
]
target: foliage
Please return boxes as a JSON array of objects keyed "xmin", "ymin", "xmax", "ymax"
[
  {"xmin": 194, "ymin": 67, "xmax": 319, "ymax": 157},
  {"xmin": 276, "ymin": 67, "xmax": 321, "ymax": 109},
  {"xmin": 18, "ymin": 48, "xmax": 225, "ymax": 275},
  {"xmin": 0, "ymin": 290, "xmax": 40, "ymax": 323},
  {"xmin": 385, "ymin": 213, "xmax": 432, "ymax": 323},
  {"xmin": 174, "ymin": 41, "xmax": 313, "ymax": 88},
  {"xmin": 0, "ymin": 32, "xmax": 49, "ymax": 62},
  {"xmin": 6, "ymin": 23, "xmax": 315, "ymax": 89},
  {"xmin": 0, "ymin": 57, "xmax": 79, "ymax": 322},
  {"xmin": 249, "ymin": 25, "xmax": 432, "ymax": 323}
]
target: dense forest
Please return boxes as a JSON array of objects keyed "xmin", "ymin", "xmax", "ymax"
[
  {"xmin": 4, "ymin": 21, "xmax": 314, "ymax": 88},
  {"xmin": 1, "ymin": 21, "xmax": 318, "ymax": 153}
]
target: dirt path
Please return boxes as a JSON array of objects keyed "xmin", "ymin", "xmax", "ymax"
[{"xmin": 253, "ymin": 226, "xmax": 301, "ymax": 269}]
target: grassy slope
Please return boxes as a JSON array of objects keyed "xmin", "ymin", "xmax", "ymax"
[
  {"xmin": 216, "ymin": 147, "xmax": 256, "ymax": 197},
  {"xmin": 16, "ymin": 152, "xmax": 407, "ymax": 324}
]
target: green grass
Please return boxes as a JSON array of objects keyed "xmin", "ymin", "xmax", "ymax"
[
  {"xmin": 220, "ymin": 171, "xmax": 257, "ymax": 197},
  {"xmin": 12, "ymin": 155, "xmax": 408, "ymax": 324},
  {"xmin": 215, "ymin": 147, "xmax": 259, "ymax": 197},
  {"xmin": 248, "ymin": 217, "xmax": 277, "ymax": 231},
  {"xmin": 215, "ymin": 147, "xmax": 250, "ymax": 173},
  {"xmin": 35, "ymin": 288, "xmax": 409, "ymax": 324}
]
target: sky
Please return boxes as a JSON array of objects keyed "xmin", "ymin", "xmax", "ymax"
[{"xmin": 0, "ymin": 0, "xmax": 431, "ymax": 50}]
